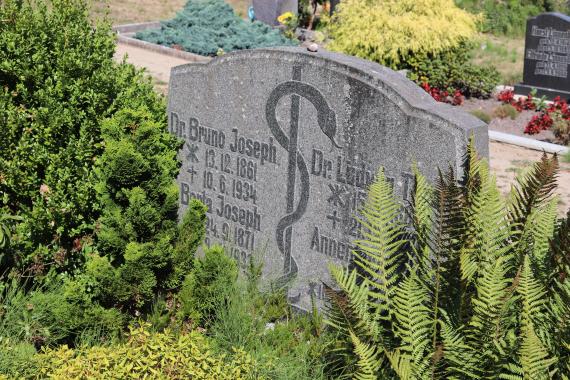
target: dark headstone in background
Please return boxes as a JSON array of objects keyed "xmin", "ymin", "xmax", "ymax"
[
  {"xmin": 515, "ymin": 12, "xmax": 570, "ymax": 100},
  {"xmin": 330, "ymin": 0, "xmax": 340, "ymax": 15},
  {"xmin": 168, "ymin": 47, "xmax": 488, "ymax": 311},
  {"xmin": 253, "ymin": 0, "xmax": 298, "ymax": 26}
]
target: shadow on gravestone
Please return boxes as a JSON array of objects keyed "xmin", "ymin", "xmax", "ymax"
[
  {"xmin": 253, "ymin": 0, "xmax": 298, "ymax": 26},
  {"xmin": 168, "ymin": 47, "xmax": 488, "ymax": 311},
  {"xmin": 515, "ymin": 12, "xmax": 570, "ymax": 101}
]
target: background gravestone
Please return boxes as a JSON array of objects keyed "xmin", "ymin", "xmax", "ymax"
[
  {"xmin": 253, "ymin": 0, "xmax": 298, "ymax": 26},
  {"xmin": 515, "ymin": 12, "xmax": 570, "ymax": 100},
  {"xmin": 168, "ymin": 47, "xmax": 488, "ymax": 311},
  {"xmin": 330, "ymin": 0, "xmax": 340, "ymax": 15}
]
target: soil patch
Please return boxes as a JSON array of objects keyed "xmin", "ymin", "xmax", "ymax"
[{"xmin": 462, "ymin": 97, "xmax": 557, "ymax": 142}]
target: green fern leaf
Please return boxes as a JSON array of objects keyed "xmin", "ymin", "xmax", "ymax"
[{"xmin": 352, "ymin": 168, "xmax": 407, "ymax": 316}]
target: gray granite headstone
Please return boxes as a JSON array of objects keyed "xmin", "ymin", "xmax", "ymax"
[
  {"xmin": 253, "ymin": 0, "xmax": 298, "ymax": 26},
  {"xmin": 168, "ymin": 47, "xmax": 488, "ymax": 311}
]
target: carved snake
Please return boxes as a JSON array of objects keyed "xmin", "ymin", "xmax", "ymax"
[{"xmin": 265, "ymin": 80, "xmax": 340, "ymax": 283}]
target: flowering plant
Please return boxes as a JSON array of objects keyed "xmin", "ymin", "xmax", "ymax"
[
  {"xmin": 421, "ymin": 82, "xmax": 464, "ymax": 105},
  {"xmin": 277, "ymin": 11, "xmax": 298, "ymax": 38}
]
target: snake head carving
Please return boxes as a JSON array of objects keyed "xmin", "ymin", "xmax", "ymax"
[{"xmin": 320, "ymin": 109, "xmax": 342, "ymax": 149}]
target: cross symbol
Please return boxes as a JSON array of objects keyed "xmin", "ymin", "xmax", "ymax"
[
  {"xmin": 327, "ymin": 210, "xmax": 342, "ymax": 229},
  {"xmin": 327, "ymin": 184, "xmax": 347, "ymax": 207},
  {"xmin": 187, "ymin": 166, "xmax": 197, "ymax": 183},
  {"xmin": 186, "ymin": 143, "xmax": 199, "ymax": 163}
]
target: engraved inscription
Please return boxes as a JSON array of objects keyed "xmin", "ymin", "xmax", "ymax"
[
  {"xmin": 172, "ymin": 112, "xmax": 280, "ymax": 270},
  {"xmin": 527, "ymin": 25, "xmax": 570, "ymax": 78}
]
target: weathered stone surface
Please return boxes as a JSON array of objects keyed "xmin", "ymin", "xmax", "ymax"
[
  {"xmin": 515, "ymin": 12, "xmax": 570, "ymax": 100},
  {"xmin": 253, "ymin": 0, "xmax": 298, "ymax": 26},
  {"xmin": 168, "ymin": 47, "xmax": 488, "ymax": 310}
]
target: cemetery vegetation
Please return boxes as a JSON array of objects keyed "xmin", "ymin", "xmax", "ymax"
[
  {"xmin": 469, "ymin": 109, "xmax": 492, "ymax": 124},
  {"xmin": 455, "ymin": 0, "xmax": 568, "ymax": 37},
  {"xmin": 497, "ymin": 89, "xmax": 570, "ymax": 145},
  {"xmin": 325, "ymin": 141, "xmax": 570, "ymax": 379},
  {"xmin": 135, "ymin": 0, "xmax": 296, "ymax": 57},
  {"xmin": 327, "ymin": 0, "xmax": 500, "ymax": 99},
  {"xmin": 0, "ymin": 0, "xmax": 330, "ymax": 378}
]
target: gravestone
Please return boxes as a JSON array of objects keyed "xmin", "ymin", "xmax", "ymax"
[
  {"xmin": 253, "ymin": 0, "xmax": 298, "ymax": 26},
  {"xmin": 330, "ymin": 0, "xmax": 340, "ymax": 15},
  {"xmin": 168, "ymin": 47, "xmax": 488, "ymax": 311},
  {"xmin": 515, "ymin": 12, "xmax": 570, "ymax": 100}
]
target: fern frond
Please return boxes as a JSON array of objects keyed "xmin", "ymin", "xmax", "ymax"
[
  {"xmin": 327, "ymin": 265, "xmax": 381, "ymax": 339},
  {"xmin": 386, "ymin": 349, "xmax": 416, "ymax": 380},
  {"xmin": 549, "ymin": 211, "xmax": 570, "ymax": 377},
  {"xmin": 392, "ymin": 267, "xmax": 432, "ymax": 375},
  {"xmin": 461, "ymin": 170, "xmax": 511, "ymax": 284},
  {"xmin": 519, "ymin": 255, "xmax": 549, "ymax": 328},
  {"xmin": 410, "ymin": 165, "xmax": 435, "ymax": 280},
  {"xmin": 439, "ymin": 311, "xmax": 479, "ymax": 379},
  {"xmin": 522, "ymin": 198, "xmax": 558, "ymax": 280},
  {"xmin": 519, "ymin": 323, "xmax": 557, "ymax": 379},
  {"xmin": 468, "ymin": 254, "xmax": 514, "ymax": 378},
  {"xmin": 353, "ymin": 168, "xmax": 408, "ymax": 316},
  {"xmin": 350, "ymin": 331, "xmax": 381, "ymax": 380},
  {"xmin": 508, "ymin": 153, "xmax": 558, "ymax": 239}
]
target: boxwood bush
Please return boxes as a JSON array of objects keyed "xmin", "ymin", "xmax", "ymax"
[{"xmin": 135, "ymin": 0, "xmax": 297, "ymax": 57}]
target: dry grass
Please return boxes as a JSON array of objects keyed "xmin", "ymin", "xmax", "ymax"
[
  {"xmin": 471, "ymin": 34, "xmax": 525, "ymax": 86},
  {"xmin": 91, "ymin": 0, "xmax": 250, "ymax": 25}
]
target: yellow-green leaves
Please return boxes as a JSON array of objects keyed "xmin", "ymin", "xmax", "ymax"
[
  {"xmin": 37, "ymin": 323, "xmax": 259, "ymax": 379},
  {"xmin": 327, "ymin": 0, "xmax": 479, "ymax": 68}
]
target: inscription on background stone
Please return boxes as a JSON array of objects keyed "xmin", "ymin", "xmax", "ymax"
[
  {"xmin": 515, "ymin": 12, "xmax": 570, "ymax": 100},
  {"xmin": 253, "ymin": 0, "xmax": 298, "ymax": 26},
  {"xmin": 168, "ymin": 47, "xmax": 488, "ymax": 310}
]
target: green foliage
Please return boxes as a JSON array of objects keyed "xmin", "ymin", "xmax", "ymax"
[
  {"xmin": 0, "ymin": 0, "xmax": 167, "ymax": 280},
  {"xmin": 469, "ymin": 109, "xmax": 492, "ymax": 123},
  {"xmin": 326, "ymin": 142, "xmax": 570, "ymax": 378},
  {"xmin": 564, "ymin": 150, "xmax": 570, "ymax": 163},
  {"xmin": 35, "ymin": 323, "xmax": 258, "ymax": 379},
  {"xmin": 328, "ymin": 0, "xmax": 479, "ymax": 67},
  {"xmin": 209, "ymin": 271, "xmax": 330, "ymax": 380},
  {"xmin": 456, "ymin": 0, "xmax": 566, "ymax": 36},
  {"xmin": 86, "ymin": 107, "xmax": 204, "ymax": 312},
  {"xmin": 135, "ymin": 0, "xmax": 296, "ymax": 57},
  {"xmin": 406, "ymin": 41, "xmax": 500, "ymax": 98},
  {"xmin": 327, "ymin": 0, "xmax": 499, "ymax": 97},
  {"xmin": 0, "ymin": 339, "xmax": 38, "ymax": 379},
  {"xmin": 0, "ymin": 279, "xmax": 123, "ymax": 349},
  {"xmin": 0, "ymin": 213, "xmax": 20, "ymax": 250},
  {"xmin": 178, "ymin": 245, "xmax": 237, "ymax": 326},
  {"xmin": 494, "ymin": 104, "xmax": 519, "ymax": 120}
]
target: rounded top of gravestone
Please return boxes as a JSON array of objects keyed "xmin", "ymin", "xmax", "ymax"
[
  {"xmin": 171, "ymin": 47, "xmax": 487, "ymax": 154},
  {"xmin": 527, "ymin": 12, "xmax": 570, "ymax": 23}
]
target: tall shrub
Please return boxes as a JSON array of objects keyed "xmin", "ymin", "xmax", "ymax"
[
  {"xmin": 0, "ymin": 0, "xmax": 168, "ymax": 280},
  {"xmin": 326, "ymin": 143, "xmax": 570, "ymax": 378},
  {"xmin": 327, "ymin": 0, "xmax": 499, "ymax": 97}
]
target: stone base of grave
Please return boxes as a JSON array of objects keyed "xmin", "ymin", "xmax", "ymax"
[{"xmin": 514, "ymin": 83, "xmax": 570, "ymax": 102}]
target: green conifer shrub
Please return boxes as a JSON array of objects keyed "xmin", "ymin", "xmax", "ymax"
[
  {"xmin": 178, "ymin": 245, "xmax": 238, "ymax": 326},
  {"xmin": 326, "ymin": 143, "xmax": 570, "ymax": 379},
  {"xmin": 135, "ymin": 0, "xmax": 296, "ymax": 57}
]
